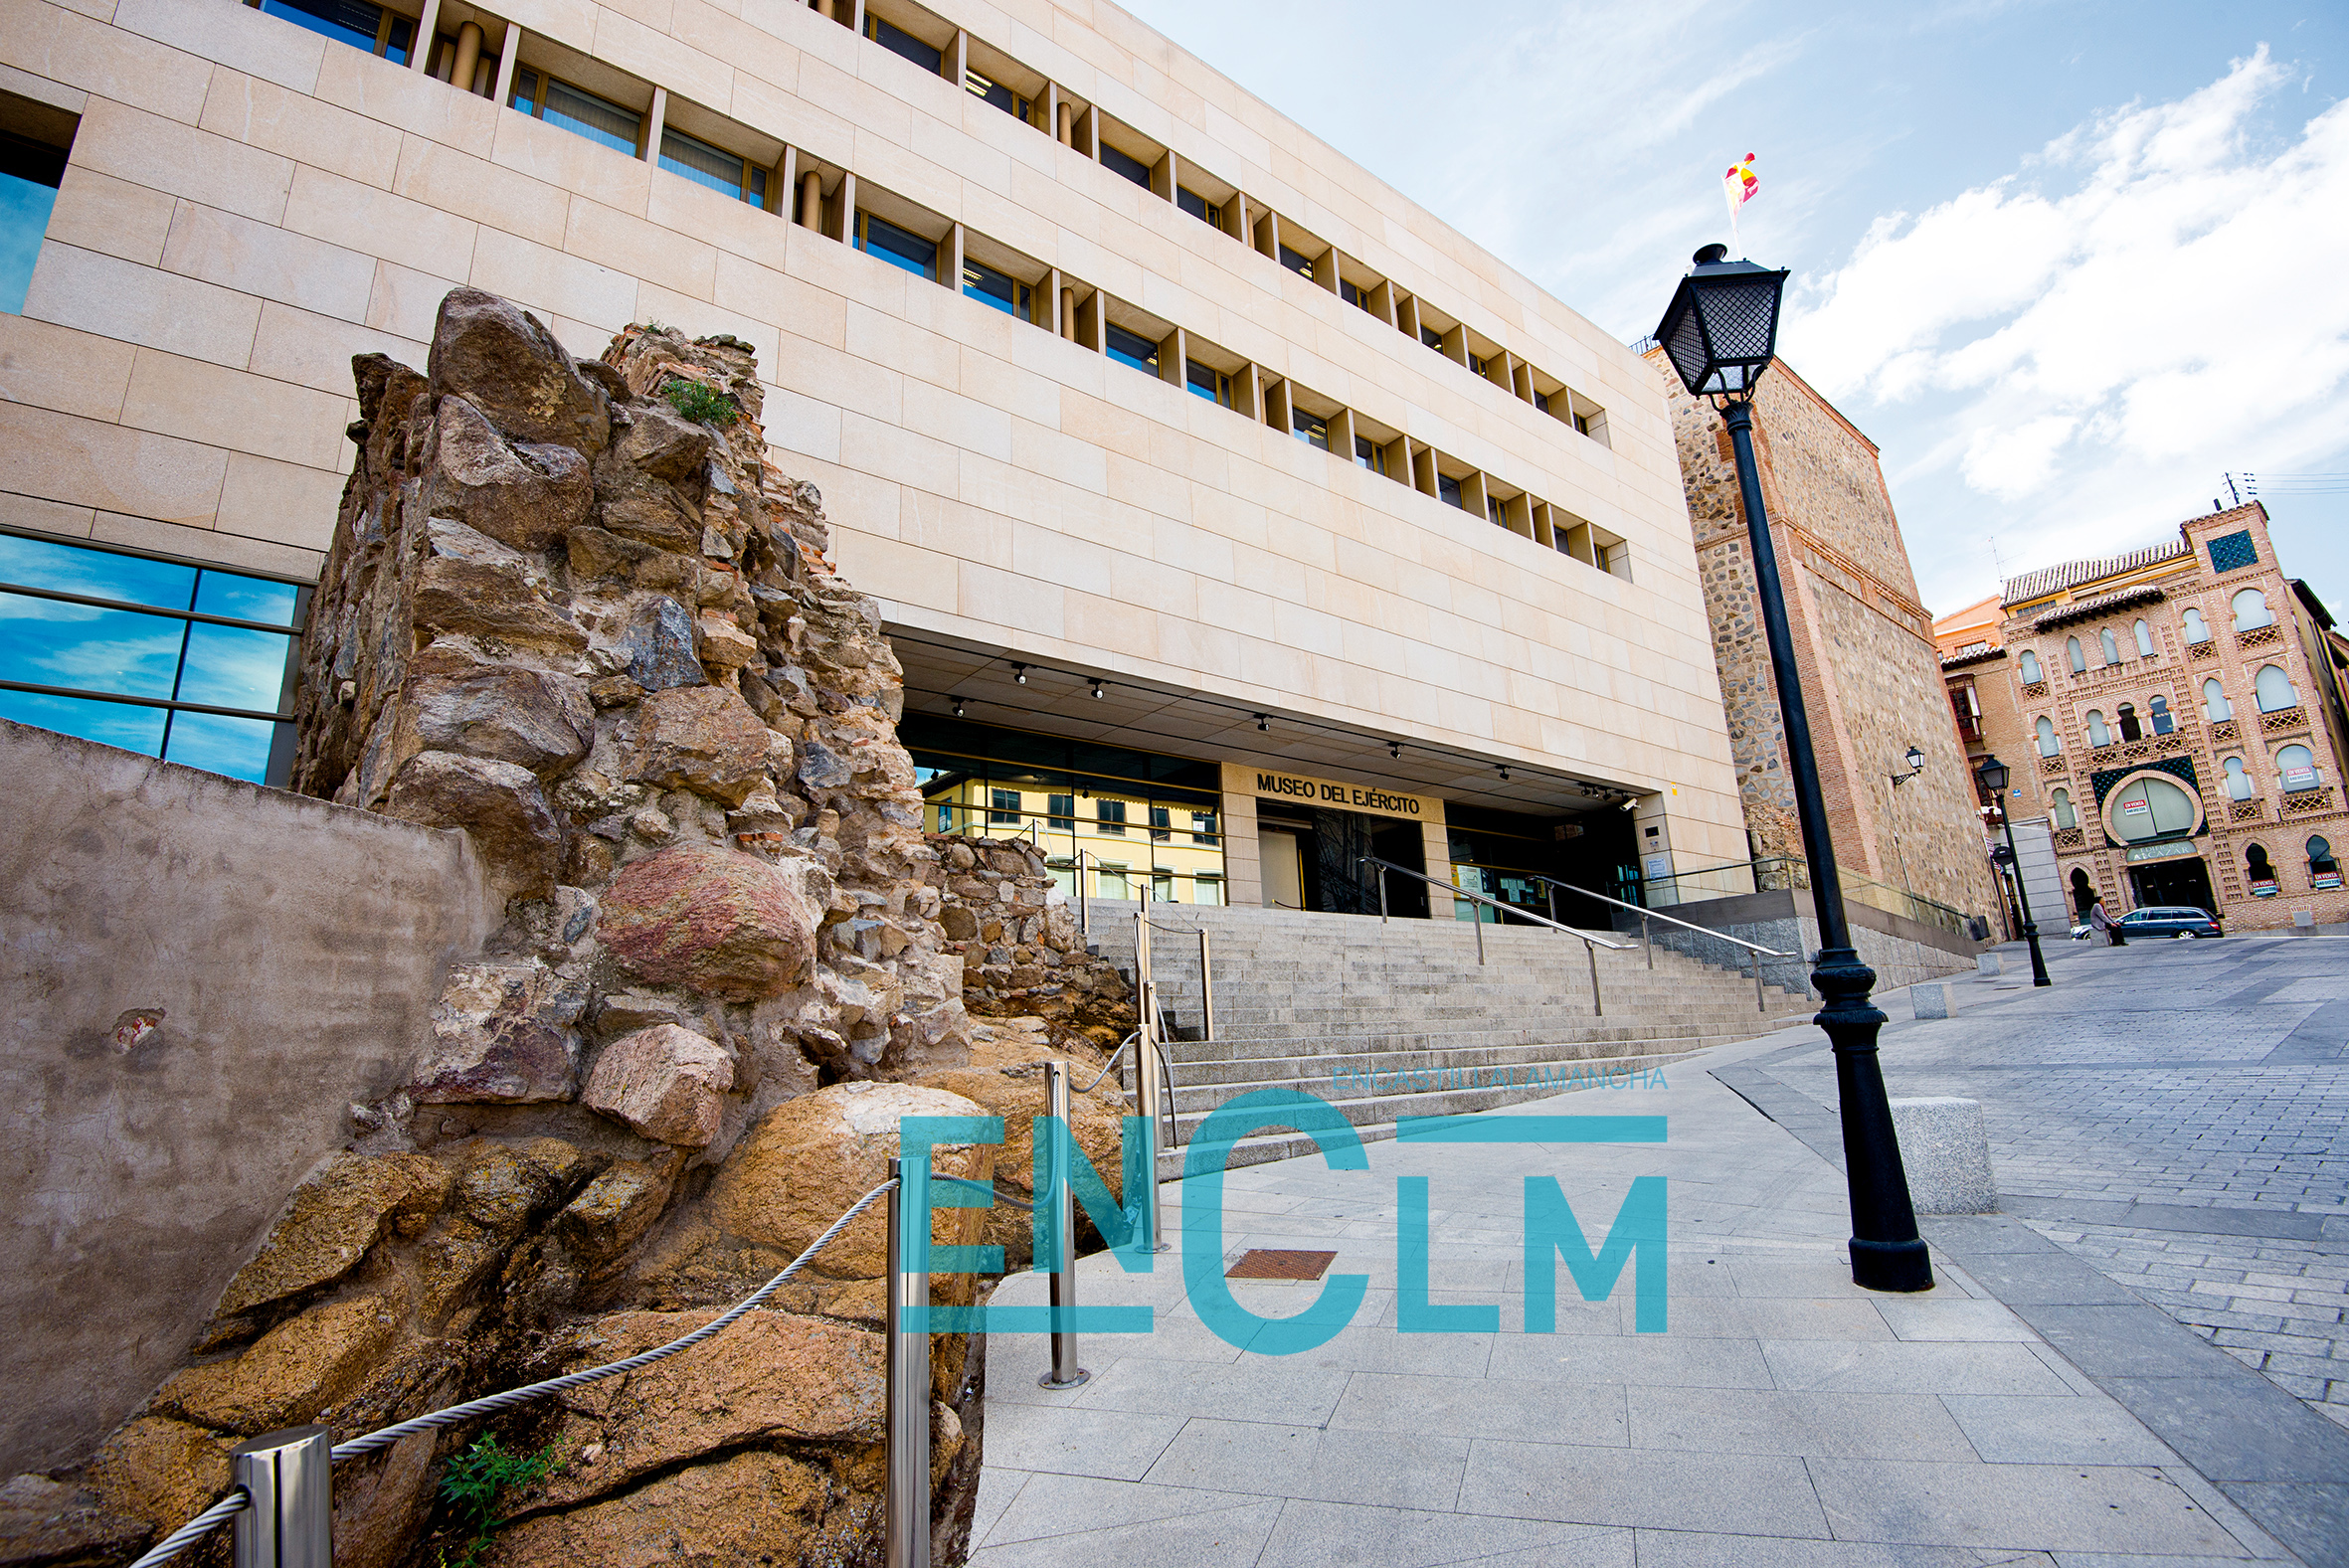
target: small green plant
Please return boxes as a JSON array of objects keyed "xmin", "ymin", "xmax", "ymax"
[
  {"xmin": 639, "ymin": 318, "xmax": 671, "ymax": 333},
  {"xmin": 663, "ymin": 378, "xmax": 740, "ymax": 427},
  {"xmin": 435, "ymin": 1434, "xmax": 558, "ymax": 1568}
]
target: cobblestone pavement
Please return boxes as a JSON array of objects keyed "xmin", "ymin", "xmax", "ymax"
[{"xmin": 1764, "ymin": 933, "xmax": 2349, "ymax": 1431}]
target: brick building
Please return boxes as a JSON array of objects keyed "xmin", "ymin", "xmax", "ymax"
[
  {"xmin": 1653, "ymin": 353, "xmax": 2000, "ymax": 933},
  {"xmin": 1994, "ymin": 503, "xmax": 2349, "ymax": 932},
  {"xmin": 1934, "ymin": 593, "xmax": 2067, "ymax": 938}
]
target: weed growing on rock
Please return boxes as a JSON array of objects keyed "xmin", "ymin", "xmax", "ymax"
[
  {"xmin": 435, "ymin": 1434, "xmax": 558, "ymax": 1567},
  {"xmin": 663, "ymin": 378, "xmax": 740, "ymax": 426}
]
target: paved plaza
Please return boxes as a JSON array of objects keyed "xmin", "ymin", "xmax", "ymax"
[{"xmin": 966, "ymin": 933, "xmax": 2349, "ymax": 1566}]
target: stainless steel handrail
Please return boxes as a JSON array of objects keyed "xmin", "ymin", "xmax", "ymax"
[
  {"xmin": 1528, "ymin": 873, "xmax": 1790, "ymax": 1013},
  {"xmin": 1358, "ymin": 855, "xmax": 1629, "ymax": 1017}
]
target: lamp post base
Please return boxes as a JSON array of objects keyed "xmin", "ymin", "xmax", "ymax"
[
  {"xmin": 1849, "ymin": 1235, "xmax": 1935, "ymax": 1293},
  {"xmin": 1815, "ymin": 947, "xmax": 1935, "ymax": 1295}
]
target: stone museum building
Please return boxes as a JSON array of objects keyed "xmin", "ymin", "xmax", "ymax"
[
  {"xmin": 1650, "ymin": 350, "xmax": 1999, "ymax": 936},
  {"xmin": 1960, "ymin": 502, "xmax": 2349, "ymax": 934},
  {"xmin": 0, "ymin": 0, "xmax": 1761, "ymax": 922}
]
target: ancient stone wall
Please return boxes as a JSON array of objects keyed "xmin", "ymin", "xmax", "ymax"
[
  {"xmin": 1658, "ymin": 356, "xmax": 2000, "ymax": 933},
  {"xmin": 2, "ymin": 291, "xmax": 1131, "ymax": 1568},
  {"xmin": 926, "ymin": 833, "xmax": 1135, "ymax": 1044}
]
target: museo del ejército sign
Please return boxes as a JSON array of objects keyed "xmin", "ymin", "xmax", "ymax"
[{"xmin": 1250, "ymin": 769, "xmax": 1426, "ymax": 820}]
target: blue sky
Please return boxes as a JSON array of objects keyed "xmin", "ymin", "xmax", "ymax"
[{"xmin": 1119, "ymin": 0, "xmax": 2349, "ymax": 619}]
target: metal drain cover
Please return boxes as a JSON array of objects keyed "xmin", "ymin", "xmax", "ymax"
[{"xmin": 1225, "ymin": 1248, "xmax": 1338, "ymax": 1282}]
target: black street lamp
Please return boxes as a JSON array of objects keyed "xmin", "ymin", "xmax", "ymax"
[
  {"xmin": 1654, "ymin": 245, "xmax": 1932, "ymax": 1294},
  {"xmin": 1973, "ymin": 753, "xmax": 2052, "ymax": 987}
]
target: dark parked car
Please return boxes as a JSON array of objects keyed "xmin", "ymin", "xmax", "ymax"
[{"xmin": 2114, "ymin": 905, "xmax": 2224, "ymax": 939}]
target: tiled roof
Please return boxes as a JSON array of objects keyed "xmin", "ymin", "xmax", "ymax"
[
  {"xmin": 2031, "ymin": 584, "xmax": 2168, "ymax": 632},
  {"xmin": 1940, "ymin": 643, "xmax": 2006, "ymax": 671},
  {"xmin": 2003, "ymin": 539, "xmax": 2192, "ymax": 605}
]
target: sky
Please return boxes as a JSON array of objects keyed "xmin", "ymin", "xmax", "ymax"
[{"xmin": 1117, "ymin": 0, "xmax": 2349, "ymax": 620}]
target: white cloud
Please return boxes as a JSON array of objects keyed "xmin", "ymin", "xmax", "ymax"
[{"xmin": 1781, "ymin": 48, "xmax": 2349, "ymax": 596}]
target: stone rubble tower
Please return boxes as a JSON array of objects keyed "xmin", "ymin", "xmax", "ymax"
[{"xmin": 295, "ymin": 287, "xmax": 974, "ymax": 1116}]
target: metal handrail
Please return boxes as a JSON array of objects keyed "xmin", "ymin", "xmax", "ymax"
[
  {"xmin": 1527, "ymin": 873, "xmax": 1789, "ymax": 958},
  {"xmin": 1358, "ymin": 855, "xmax": 1628, "ymax": 1017}
]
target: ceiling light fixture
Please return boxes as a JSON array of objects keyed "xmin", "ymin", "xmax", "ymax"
[
  {"xmin": 952, "ymin": 697, "xmax": 966, "ymax": 717},
  {"xmin": 1255, "ymin": 713, "xmax": 1269, "ymax": 731},
  {"xmin": 1091, "ymin": 680, "xmax": 1105, "ymax": 699},
  {"xmin": 1497, "ymin": 764, "xmax": 1510, "ymax": 782},
  {"xmin": 1012, "ymin": 663, "xmax": 1028, "ymax": 684},
  {"xmin": 1389, "ymin": 741, "xmax": 1401, "ymax": 759}
]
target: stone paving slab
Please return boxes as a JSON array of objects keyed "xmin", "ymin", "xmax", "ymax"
[{"xmin": 969, "ymin": 1044, "xmax": 2304, "ymax": 1565}]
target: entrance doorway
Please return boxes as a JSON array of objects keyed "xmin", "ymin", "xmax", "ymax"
[
  {"xmin": 1369, "ymin": 819, "xmax": 1429, "ymax": 918},
  {"xmin": 2128, "ymin": 854, "xmax": 2215, "ymax": 915},
  {"xmin": 1260, "ymin": 826, "xmax": 1306, "ymax": 910},
  {"xmin": 1256, "ymin": 806, "xmax": 1401, "ymax": 915}
]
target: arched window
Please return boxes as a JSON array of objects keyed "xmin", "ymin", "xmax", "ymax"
[
  {"xmin": 2134, "ymin": 618, "xmax": 2155, "ymax": 657},
  {"xmin": 2183, "ymin": 608, "xmax": 2210, "ymax": 643},
  {"xmin": 2233, "ymin": 588, "xmax": 2272, "ymax": 630},
  {"xmin": 2203, "ymin": 678, "xmax": 2232, "ymax": 722},
  {"xmin": 2036, "ymin": 716, "xmax": 2059, "ymax": 757},
  {"xmin": 2085, "ymin": 709, "xmax": 2110, "ymax": 747},
  {"xmin": 2149, "ymin": 694, "xmax": 2173, "ymax": 735},
  {"xmin": 2255, "ymin": 665, "xmax": 2297, "ymax": 713},
  {"xmin": 2100, "ymin": 628, "xmax": 2120, "ymax": 665},
  {"xmin": 2224, "ymin": 757, "xmax": 2253, "ymax": 800},
  {"xmin": 2117, "ymin": 703, "xmax": 2141, "ymax": 742},
  {"xmin": 2068, "ymin": 636, "xmax": 2086, "ymax": 673},
  {"xmin": 2051, "ymin": 786, "xmax": 2077, "ymax": 829},
  {"xmin": 2018, "ymin": 648, "xmax": 2042, "ymax": 683},
  {"xmin": 2071, "ymin": 867, "xmax": 2096, "ymax": 918},
  {"xmin": 2277, "ymin": 743, "xmax": 2318, "ymax": 791},
  {"xmin": 2106, "ymin": 775, "xmax": 2198, "ymax": 841},
  {"xmin": 2309, "ymin": 836, "xmax": 2339, "ymax": 876},
  {"xmin": 2247, "ymin": 843, "xmax": 2275, "ymax": 888}
]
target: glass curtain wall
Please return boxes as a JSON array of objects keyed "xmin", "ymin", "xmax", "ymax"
[{"xmin": 904, "ymin": 716, "xmax": 1226, "ymax": 903}]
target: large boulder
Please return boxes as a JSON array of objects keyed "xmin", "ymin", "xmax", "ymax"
[
  {"xmin": 704, "ymin": 1082, "xmax": 994, "ymax": 1279},
  {"xmin": 150, "ymin": 1293, "xmax": 405, "ymax": 1436},
  {"xmin": 428, "ymin": 287, "xmax": 609, "ymax": 457},
  {"xmin": 599, "ymin": 845, "xmax": 821, "ymax": 1001},
  {"xmin": 408, "ymin": 961, "xmax": 589, "ymax": 1104},
  {"xmin": 216, "ymin": 1152, "xmax": 453, "ymax": 1317},
  {"xmin": 620, "ymin": 597, "xmax": 705, "ymax": 691},
  {"xmin": 583, "ymin": 1025, "xmax": 734, "ymax": 1146},
  {"xmin": 555, "ymin": 1162, "xmax": 672, "ymax": 1264},
  {"xmin": 485, "ymin": 1451, "xmax": 830, "ymax": 1568},
  {"xmin": 78, "ymin": 1419, "xmax": 234, "ymax": 1548},
  {"xmin": 383, "ymin": 752, "xmax": 563, "ymax": 899},
  {"xmin": 423, "ymin": 396, "xmax": 593, "ymax": 550},
  {"xmin": 399, "ymin": 644, "xmax": 593, "ymax": 775},
  {"xmin": 0, "ymin": 1475, "xmax": 150, "ymax": 1567},
  {"xmin": 627, "ymin": 686, "xmax": 770, "ymax": 805}
]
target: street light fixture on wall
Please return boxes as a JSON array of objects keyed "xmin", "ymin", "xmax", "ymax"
[
  {"xmin": 1889, "ymin": 745, "xmax": 1925, "ymax": 787},
  {"xmin": 1973, "ymin": 753, "xmax": 2053, "ymax": 988},
  {"xmin": 1653, "ymin": 245, "xmax": 1932, "ymax": 1294}
]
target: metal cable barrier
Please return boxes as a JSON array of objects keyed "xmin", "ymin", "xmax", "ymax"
[{"xmin": 125, "ymin": 1176, "xmax": 902, "ymax": 1568}]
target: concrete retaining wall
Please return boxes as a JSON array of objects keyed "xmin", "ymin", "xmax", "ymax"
[
  {"xmin": 0, "ymin": 720, "xmax": 495, "ymax": 1475},
  {"xmin": 1612, "ymin": 886, "xmax": 1983, "ymax": 998}
]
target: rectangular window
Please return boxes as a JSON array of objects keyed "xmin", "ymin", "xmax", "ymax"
[
  {"xmin": 1184, "ymin": 358, "xmax": 1223, "ymax": 404},
  {"xmin": 510, "ymin": 68, "xmax": 537, "ymax": 114},
  {"xmin": 856, "ymin": 212, "xmax": 937, "ymax": 280},
  {"xmin": 1153, "ymin": 868, "xmax": 1175, "ymax": 901},
  {"xmin": 1535, "ymin": 391, "xmax": 1550, "ymax": 415},
  {"xmin": 1104, "ymin": 322, "xmax": 1160, "ymax": 375},
  {"xmin": 989, "ymin": 786, "xmax": 1020, "ymax": 825},
  {"xmin": 1467, "ymin": 351, "xmax": 1486, "ymax": 376},
  {"xmin": 1175, "ymin": 186, "xmax": 1219, "ymax": 226},
  {"xmin": 1191, "ymin": 811, "xmax": 1218, "ymax": 845},
  {"xmin": 962, "ymin": 258, "xmax": 1029, "ymax": 320},
  {"xmin": 1291, "ymin": 407, "xmax": 1330, "ymax": 450},
  {"xmin": 1096, "ymin": 799, "xmax": 1127, "ymax": 834},
  {"xmin": 1100, "ymin": 143, "xmax": 1153, "ymax": 189},
  {"xmin": 258, "ymin": 0, "xmax": 411, "ymax": 62},
  {"xmin": 1486, "ymin": 495, "xmax": 1504, "ymax": 527},
  {"xmin": 965, "ymin": 70, "xmax": 1026, "ymax": 121},
  {"xmin": 659, "ymin": 125, "xmax": 763, "ymax": 204},
  {"xmin": 936, "ymin": 801, "xmax": 954, "ymax": 831},
  {"xmin": 1193, "ymin": 874, "xmax": 1223, "ymax": 906},
  {"xmin": 1437, "ymin": 472, "xmax": 1463, "ymax": 509},
  {"xmin": 1354, "ymin": 436, "xmax": 1383, "ymax": 474},
  {"xmin": 866, "ymin": 15, "xmax": 943, "ymax": 75},
  {"xmin": 1, "ymin": 114, "xmax": 69, "ymax": 317},
  {"xmin": 1277, "ymin": 243, "xmax": 1316, "ymax": 279},
  {"xmin": 1149, "ymin": 805, "xmax": 1172, "ymax": 841},
  {"xmin": 537, "ymin": 78, "xmax": 641, "ymax": 156},
  {"xmin": 1097, "ymin": 863, "xmax": 1130, "ymax": 899},
  {"xmin": 1420, "ymin": 325, "xmax": 1443, "ymax": 351},
  {"xmin": 1047, "ymin": 792, "xmax": 1076, "ymax": 829},
  {"xmin": 1573, "ymin": 411, "xmax": 1593, "ymax": 436},
  {"xmin": 1341, "ymin": 279, "xmax": 1363, "ymax": 309},
  {"xmin": 0, "ymin": 534, "xmax": 305, "ymax": 784}
]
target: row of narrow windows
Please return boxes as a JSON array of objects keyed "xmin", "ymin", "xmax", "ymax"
[
  {"xmin": 2031, "ymin": 664, "xmax": 2302, "ymax": 759},
  {"xmin": 2016, "ymin": 592, "xmax": 2277, "ymax": 683},
  {"xmin": 242, "ymin": 0, "xmax": 1612, "ymax": 447}
]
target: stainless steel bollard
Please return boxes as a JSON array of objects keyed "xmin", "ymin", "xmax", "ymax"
[
  {"xmin": 1586, "ymin": 941, "xmax": 1602, "ymax": 1017},
  {"xmin": 1037, "ymin": 1060, "xmax": 1090, "ymax": 1389},
  {"xmin": 1134, "ymin": 1023, "xmax": 1171, "ymax": 1254},
  {"xmin": 231, "ymin": 1426, "xmax": 332, "ymax": 1568},
  {"xmin": 1197, "ymin": 929, "xmax": 1213, "ymax": 1042},
  {"xmin": 884, "ymin": 1158, "xmax": 930, "ymax": 1568},
  {"xmin": 1642, "ymin": 911, "xmax": 1654, "ymax": 968},
  {"xmin": 1749, "ymin": 947, "xmax": 1765, "ymax": 1013}
]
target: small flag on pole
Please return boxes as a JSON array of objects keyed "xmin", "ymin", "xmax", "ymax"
[{"xmin": 1722, "ymin": 153, "xmax": 1758, "ymax": 252}]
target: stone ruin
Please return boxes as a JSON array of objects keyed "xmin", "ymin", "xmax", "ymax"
[{"xmin": 1, "ymin": 290, "xmax": 1140, "ymax": 1568}]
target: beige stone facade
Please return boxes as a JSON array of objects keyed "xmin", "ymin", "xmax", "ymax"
[
  {"xmin": 1653, "ymin": 355, "xmax": 1999, "ymax": 933},
  {"xmin": 1991, "ymin": 503, "xmax": 2349, "ymax": 933},
  {"xmin": 0, "ymin": 0, "xmax": 1750, "ymax": 914}
]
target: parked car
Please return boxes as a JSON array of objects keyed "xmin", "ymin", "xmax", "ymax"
[
  {"xmin": 2114, "ymin": 906, "xmax": 2224, "ymax": 939},
  {"xmin": 2070, "ymin": 920, "xmax": 2093, "ymax": 941}
]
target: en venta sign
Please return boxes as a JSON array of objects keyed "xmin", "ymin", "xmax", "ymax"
[{"xmin": 1251, "ymin": 770, "xmax": 1426, "ymax": 821}]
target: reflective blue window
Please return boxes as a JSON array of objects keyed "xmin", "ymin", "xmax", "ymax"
[
  {"xmin": 0, "ymin": 535, "xmax": 304, "ymax": 784},
  {"xmin": 540, "ymin": 79, "xmax": 641, "ymax": 157},
  {"xmin": 857, "ymin": 213, "xmax": 937, "ymax": 279},
  {"xmin": 1101, "ymin": 143, "xmax": 1152, "ymax": 189},
  {"xmin": 1104, "ymin": 323, "xmax": 1159, "ymax": 375},
  {"xmin": 1437, "ymin": 473, "xmax": 1463, "ymax": 509},
  {"xmin": 1184, "ymin": 359, "xmax": 1221, "ymax": 404},
  {"xmin": 1277, "ymin": 244, "xmax": 1315, "ymax": 278},
  {"xmin": 1292, "ymin": 407, "xmax": 1329, "ymax": 451},
  {"xmin": 0, "ymin": 130, "xmax": 67, "ymax": 317},
  {"xmin": 962, "ymin": 258, "xmax": 1027, "ymax": 319},
  {"xmin": 259, "ymin": 0, "xmax": 406, "ymax": 58},
  {"xmin": 660, "ymin": 126, "xmax": 761, "ymax": 203},
  {"xmin": 866, "ymin": 16, "xmax": 942, "ymax": 75}
]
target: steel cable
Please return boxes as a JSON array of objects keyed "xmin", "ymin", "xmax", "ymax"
[{"xmin": 121, "ymin": 1487, "xmax": 251, "ymax": 1568}]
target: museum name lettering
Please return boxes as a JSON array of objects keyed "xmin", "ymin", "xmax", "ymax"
[{"xmin": 1256, "ymin": 772, "xmax": 1421, "ymax": 816}]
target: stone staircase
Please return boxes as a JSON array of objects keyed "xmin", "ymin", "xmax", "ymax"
[{"xmin": 1077, "ymin": 903, "xmax": 1811, "ymax": 1175}]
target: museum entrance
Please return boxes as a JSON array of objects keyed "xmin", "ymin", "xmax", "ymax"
[
  {"xmin": 1258, "ymin": 805, "xmax": 1422, "ymax": 916},
  {"xmin": 2128, "ymin": 854, "xmax": 2215, "ymax": 915}
]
